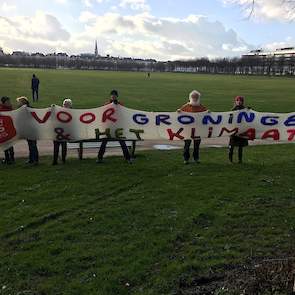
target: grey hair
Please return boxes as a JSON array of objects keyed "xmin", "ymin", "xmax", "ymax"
[
  {"xmin": 189, "ymin": 90, "xmax": 201, "ymax": 100},
  {"xmin": 63, "ymin": 98, "xmax": 72, "ymax": 107}
]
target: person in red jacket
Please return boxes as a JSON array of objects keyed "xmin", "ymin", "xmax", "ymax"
[
  {"xmin": 96, "ymin": 90, "xmax": 131, "ymax": 163},
  {"xmin": 177, "ymin": 90, "xmax": 208, "ymax": 164},
  {"xmin": 0, "ymin": 96, "xmax": 15, "ymax": 164},
  {"xmin": 229, "ymin": 96, "xmax": 249, "ymax": 163}
]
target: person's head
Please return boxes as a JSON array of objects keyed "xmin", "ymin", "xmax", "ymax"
[
  {"xmin": 32, "ymin": 74, "xmax": 36, "ymax": 78},
  {"xmin": 16, "ymin": 96, "xmax": 29, "ymax": 107},
  {"xmin": 189, "ymin": 90, "xmax": 201, "ymax": 106},
  {"xmin": 1, "ymin": 96, "xmax": 12, "ymax": 107},
  {"xmin": 234, "ymin": 96, "xmax": 244, "ymax": 106},
  {"xmin": 63, "ymin": 98, "xmax": 72, "ymax": 108},
  {"xmin": 110, "ymin": 89, "xmax": 119, "ymax": 104}
]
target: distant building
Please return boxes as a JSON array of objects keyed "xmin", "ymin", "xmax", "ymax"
[
  {"xmin": 243, "ymin": 47, "xmax": 295, "ymax": 58},
  {"xmin": 94, "ymin": 40, "xmax": 99, "ymax": 58},
  {"xmin": 242, "ymin": 47, "xmax": 295, "ymax": 75}
]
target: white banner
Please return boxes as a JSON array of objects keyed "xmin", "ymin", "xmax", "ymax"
[{"xmin": 1, "ymin": 104, "xmax": 295, "ymax": 151}]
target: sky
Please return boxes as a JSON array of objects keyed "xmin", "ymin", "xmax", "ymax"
[{"xmin": 0, "ymin": 0, "xmax": 295, "ymax": 60}]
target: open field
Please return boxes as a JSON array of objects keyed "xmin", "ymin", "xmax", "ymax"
[
  {"xmin": 1, "ymin": 68, "xmax": 295, "ymax": 112},
  {"xmin": 1, "ymin": 68, "xmax": 295, "ymax": 294}
]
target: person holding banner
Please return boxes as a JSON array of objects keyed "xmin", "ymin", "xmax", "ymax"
[
  {"xmin": 0, "ymin": 96, "xmax": 15, "ymax": 164},
  {"xmin": 96, "ymin": 90, "xmax": 132, "ymax": 164},
  {"xmin": 16, "ymin": 96, "xmax": 39, "ymax": 165},
  {"xmin": 177, "ymin": 90, "xmax": 207, "ymax": 164},
  {"xmin": 228, "ymin": 96, "xmax": 249, "ymax": 163},
  {"xmin": 52, "ymin": 98, "xmax": 72, "ymax": 165}
]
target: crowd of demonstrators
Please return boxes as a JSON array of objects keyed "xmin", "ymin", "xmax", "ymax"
[
  {"xmin": 96, "ymin": 90, "xmax": 132, "ymax": 164},
  {"xmin": 52, "ymin": 98, "xmax": 73, "ymax": 165},
  {"xmin": 177, "ymin": 90, "xmax": 208, "ymax": 164},
  {"xmin": 0, "ymin": 96, "xmax": 15, "ymax": 164},
  {"xmin": 1, "ymin": 79, "xmax": 251, "ymax": 166}
]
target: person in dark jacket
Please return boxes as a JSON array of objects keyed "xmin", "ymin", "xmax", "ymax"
[
  {"xmin": 228, "ymin": 96, "xmax": 249, "ymax": 163},
  {"xmin": 31, "ymin": 74, "xmax": 40, "ymax": 102},
  {"xmin": 0, "ymin": 96, "xmax": 15, "ymax": 164},
  {"xmin": 96, "ymin": 90, "xmax": 131, "ymax": 164},
  {"xmin": 16, "ymin": 96, "xmax": 39, "ymax": 165},
  {"xmin": 52, "ymin": 99, "xmax": 72, "ymax": 165}
]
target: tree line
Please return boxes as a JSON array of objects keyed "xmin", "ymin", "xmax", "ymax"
[{"xmin": 0, "ymin": 54, "xmax": 295, "ymax": 76}]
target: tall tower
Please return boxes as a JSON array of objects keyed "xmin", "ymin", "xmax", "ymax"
[{"xmin": 94, "ymin": 40, "xmax": 98, "ymax": 57}]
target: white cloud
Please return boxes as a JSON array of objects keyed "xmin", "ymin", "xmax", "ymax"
[
  {"xmin": 0, "ymin": 2, "xmax": 16, "ymax": 12},
  {"xmin": 0, "ymin": 11, "xmax": 70, "ymax": 53},
  {"xmin": 223, "ymin": 0, "xmax": 295, "ymax": 21},
  {"xmin": 119, "ymin": 0, "xmax": 150, "ymax": 12},
  {"xmin": 0, "ymin": 9, "xmax": 252, "ymax": 60},
  {"xmin": 79, "ymin": 11, "xmax": 96, "ymax": 23},
  {"xmin": 81, "ymin": 0, "xmax": 104, "ymax": 7},
  {"xmin": 54, "ymin": 0, "xmax": 68, "ymax": 4},
  {"xmin": 79, "ymin": 13, "xmax": 250, "ymax": 60}
]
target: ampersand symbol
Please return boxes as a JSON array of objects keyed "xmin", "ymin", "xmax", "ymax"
[{"xmin": 55, "ymin": 128, "xmax": 70, "ymax": 140}]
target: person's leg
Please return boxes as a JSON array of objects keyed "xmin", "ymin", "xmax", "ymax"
[
  {"xmin": 238, "ymin": 146, "xmax": 243, "ymax": 163},
  {"xmin": 61, "ymin": 142, "xmax": 67, "ymax": 163},
  {"xmin": 27, "ymin": 140, "xmax": 34, "ymax": 163},
  {"xmin": 8, "ymin": 147, "xmax": 14, "ymax": 163},
  {"xmin": 119, "ymin": 140, "xmax": 131, "ymax": 161},
  {"xmin": 32, "ymin": 140, "xmax": 39, "ymax": 163},
  {"xmin": 32, "ymin": 90, "xmax": 35, "ymax": 102},
  {"xmin": 193, "ymin": 138, "xmax": 201, "ymax": 162},
  {"xmin": 97, "ymin": 139, "xmax": 107, "ymax": 162},
  {"xmin": 36, "ymin": 89, "xmax": 39, "ymax": 101},
  {"xmin": 3, "ymin": 149, "xmax": 10, "ymax": 164},
  {"xmin": 53, "ymin": 141, "xmax": 59, "ymax": 165},
  {"xmin": 229, "ymin": 145, "xmax": 234, "ymax": 162},
  {"xmin": 183, "ymin": 140, "xmax": 191, "ymax": 163}
]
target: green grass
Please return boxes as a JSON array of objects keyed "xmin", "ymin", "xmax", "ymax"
[
  {"xmin": 1, "ymin": 68, "xmax": 295, "ymax": 294},
  {"xmin": 1, "ymin": 146, "xmax": 295, "ymax": 294},
  {"xmin": 1, "ymin": 67, "xmax": 295, "ymax": 112}
]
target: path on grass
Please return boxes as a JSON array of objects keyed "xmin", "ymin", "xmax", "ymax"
[{"xmin": 10, "ymin": 138, "xmax": 281, "ymax": 159}]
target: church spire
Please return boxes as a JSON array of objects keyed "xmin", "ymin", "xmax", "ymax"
[{"xmin": 94, "ymin": 40, "xmax": 98, "ymax": 57}]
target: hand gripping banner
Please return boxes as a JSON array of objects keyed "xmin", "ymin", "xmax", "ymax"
[{"xmin": 1, "ymin": 104, "xmax": 295, "ymax": 151}]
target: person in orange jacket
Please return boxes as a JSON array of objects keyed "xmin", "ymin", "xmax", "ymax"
[{"xmin": 177, "ymin": 90, "xmax": 208, "ymax": 164}]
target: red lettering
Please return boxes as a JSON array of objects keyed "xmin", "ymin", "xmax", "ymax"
[
  {"xmin": 261, "ymin": 129, "xmax": 280, "ymax": 141},
  {"xmin": 80, "ymin": 112, "xmax": 96, "ymax": 124},
  {"xmin": 57, "ymin": 111, "xmax": 72, "ymax": 123},
  {"xmin": 167, "ymin": 128, "xmax": 184, "ymax": 140},
  {"xmin": 31, "ymin": 111, "xmax": 51, "ymax": 123},
  {"xmin": 239, "ymin": 128, "xmax": 256, "ymax": 140},
  {"xmin": 102, "ymin": 108, "xmax": 117, "ymax": 123},
  {"xmin": 218, "ymin": 127, "xmax": 238, "ymax": 137},
  {"xmin": 287, "ymin": 129, "xmax": 295, "ymax": 141}
]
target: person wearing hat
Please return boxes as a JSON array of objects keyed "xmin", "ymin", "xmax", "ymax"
[
  {"xmin": 228, "ymin": 96, "xmax": 249, "ymax": 163},
  {"xmin": 16, "ymin": 96, "xmax": 39, "ymax": 165},
  {"xmin": 52, "ymin": 98, "xmax": 72, "ymax": 165},
  {"xmin": 0, "ymin": 96, "xmax": 15, "ymax": 164},
  {"xmin": 96, "ymin": 90, "xmax": 131, "ymax": 163},
  {"xmin": 177, "ymin": 90, "xmax": 208, "ymax": 164}
]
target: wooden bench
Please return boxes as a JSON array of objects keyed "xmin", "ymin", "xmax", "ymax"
[{"xmin": 67, "ymin": 139, "xmax": 137, "ymax": 160}]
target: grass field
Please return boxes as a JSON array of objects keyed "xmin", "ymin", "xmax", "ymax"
[
  {"xmin": 1, "ymin": 68, "xmax": 295, "ymax": 294},
  {"xmin": 1, "ymin": 67, "xmax": 295, "ymax": 112}
]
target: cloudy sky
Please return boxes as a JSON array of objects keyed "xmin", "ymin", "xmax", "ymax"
[{"xmin": 0, "ymin": 0, "xmax": 295, "ymax": 60}]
